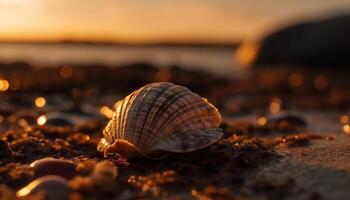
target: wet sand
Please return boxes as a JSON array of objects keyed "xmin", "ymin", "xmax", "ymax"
[{"xmin": 0, "ymin": 62, "xmax": 350, "ymax": 199}]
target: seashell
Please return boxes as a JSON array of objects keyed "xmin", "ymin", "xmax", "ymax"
[
  {"xmin": 30, "ymin": 157, "xmax": 78, "ymax": 180},
  {"xmin": 16, "ymin": 175, "xmax": 70, "ymax": 200},
  {"xmin": 98, "ymin": 82, "xmax": 223, "ymax": 159}
]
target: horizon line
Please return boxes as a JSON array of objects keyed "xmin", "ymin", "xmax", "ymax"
[{"xmin": 0, "ymin": 39, "xmax": 241, "ymax": 48}]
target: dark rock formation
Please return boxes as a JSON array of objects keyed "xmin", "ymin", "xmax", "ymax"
[{"xmin": 244, "ymin": 15, "xmax": 350, "ymax": 68}]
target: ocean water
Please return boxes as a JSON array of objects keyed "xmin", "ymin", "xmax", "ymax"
[{"xmin": 0, "ymin": 43, "xmax": 244, "ymax": 77}]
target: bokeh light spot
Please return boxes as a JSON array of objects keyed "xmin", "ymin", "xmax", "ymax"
[
  {"xmin": 0, "ymin": 79, "xmax": 10, "ymax": 91},
  {"xmin": 35, "ymin": 97, "xmax": 46, "ymax": 107},
  {"xmin": 37, "ymin": 115, "xmax": 47, "ymax": 125}
]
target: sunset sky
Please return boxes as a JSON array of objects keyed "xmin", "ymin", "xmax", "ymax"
[{"xmin": 0, "ymin": 0, "xmax": 349, "ymax": 43}]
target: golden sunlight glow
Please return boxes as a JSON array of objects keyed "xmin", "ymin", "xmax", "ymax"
[
  {"xmin": 269, "ymin": 98, "xmax": 281, "ymax": 113},
  {"xmin": 235, "ymin": 40, "xmax": 259, "ymax": 67},
  {"xmin": 35, "ymin": 97, "xmax": 46, "ymax": 107},
  {"xmin": 37, "ymin": 115, "xmax": 47, "ymax": 125},
  {"xmin": 340, "ymin": 115, "xmax": 349, "ymax": 124},
  {"xmin": 0, "ymin": 1, "xmax": 247, "ymax": 42},
  {"xmin": 0, "ymin": 79, "xmax": 10, "ymax": 91},
  {"xmin": 2, "ymin": 1, "xmax": 346, "ymax": 42},
  {"xmin": 100, "ymin": 106, "xmax": 114, "ymax": 119}
]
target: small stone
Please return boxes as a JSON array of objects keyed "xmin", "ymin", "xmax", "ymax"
[
  {"xmin": 92, "ymin": 161, "xmax": 118, "ymax": 180},
  {"xmin": 16, "ymin": 175, "xmax": 70, "ymax": 200},
  {"xmin": 266, "ymin": 112, "xmax": 307, "ymax": 127},
  {"xmin": 76, "ymin": 160, "xmax": 96, "ymax": 176},
  {"xmin": 46, "ymin": 117, "xmax": 73, "ymax": 127},
  {"xmin": 68, "ymin": 176, "xmax": 96, "ymax": 192},
  {"xmin": 67, "ymin": 133, "xmax": 90, "ymax": 144},
  {"xmin": 30, "ymin": 157, "xmax": 78, "ymax": 180},
  {"xmin": 52, "ymin": 138, "xmax": 70, "ymax": 150},
  {"xmin": 41, "ymin": 112, "xmax": 75, "ymax": 127},
  {"xmin": 68, "ymin": 161, "xmax": 118, "ymax": 193}
]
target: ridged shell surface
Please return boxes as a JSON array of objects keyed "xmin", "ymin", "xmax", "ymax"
[{"xmin": 98, "ymin": 82, "xmax": 222, "ymax": 157}]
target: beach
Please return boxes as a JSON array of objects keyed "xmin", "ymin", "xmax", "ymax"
[{"xmin": 1, "ymin": 61, "xmax": 350, "ymax": 199}]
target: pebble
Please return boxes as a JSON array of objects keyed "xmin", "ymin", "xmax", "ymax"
[
  {"xmin": 43, "ymin": 111, "xmax": 97, "ymax": 127},
  {"xmin": 92, "ymin": 161, "xmax": 118, "ymax": 180},
  {"xmin": 266, "ymin": 112, "xmax": 307, "ymax": 127},
  {"xmin": 16, "ymin": 175, "xmax": 70, "ymax": 200},
  {"xmin": 68, "ymin": 161, "xmax": 118, "ymax": 193},
  {"xmin": 44, "ymin": 112, "xmax": 74, "ymax": 126},
  {"xmin": 30, "ymin": 157, "xmax": 78, "ymax": 180},
  {"xmin": 67, "ymin": 133, "xmax": 90, "ymax": 144}
]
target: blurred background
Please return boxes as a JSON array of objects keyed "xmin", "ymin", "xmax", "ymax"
[
  {"xmin": 1, "ymin": 0, "xmax": 350, "ymax": 76},
  {"xmin": 0, "ymin": 0, "xmax": 350, "ymax": 123}
]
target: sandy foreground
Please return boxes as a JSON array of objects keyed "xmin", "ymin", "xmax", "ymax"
[
  {"xmin": 255, "ymin": 111, "xmax": 350, "ymax": 200},
  {"xmin": 1, "ymin": 64, "xmax": 350, "ymax": 199}
]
